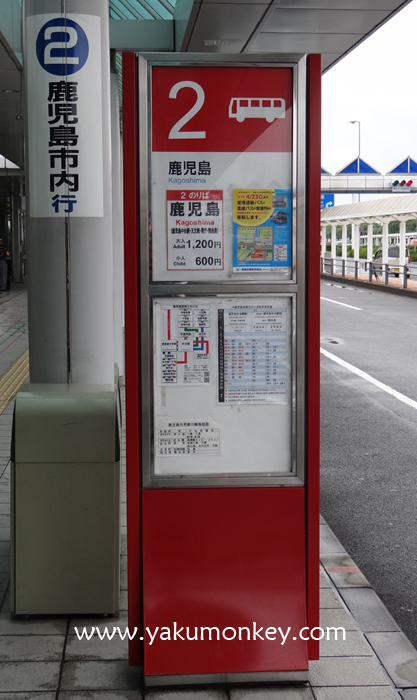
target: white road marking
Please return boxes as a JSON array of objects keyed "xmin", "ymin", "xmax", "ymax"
[
  {"xmin": 321, "ymin": 348, "xmax": 417, "ymax": 411},
  {"xmin": 321, "ymin": 297, "xmax": 362, "ymax": 311}
]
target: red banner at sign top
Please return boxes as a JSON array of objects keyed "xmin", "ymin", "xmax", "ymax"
[{"xmin": 151, "ymin": 66, "xmax": 293, "ymax": 154}]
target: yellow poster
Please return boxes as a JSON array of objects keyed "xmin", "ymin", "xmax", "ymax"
[
  {"xmin": 233, "ymin": 189, "xmax": 275, "ymax": 226},
  {"xmin": 232, "ymin": 188, "xmax": 292, "ymax": 273}
]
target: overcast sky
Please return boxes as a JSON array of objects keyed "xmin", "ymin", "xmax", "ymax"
[{"xmin": 322, "ymin": 0, "xmax": 417, "ymax": 203}]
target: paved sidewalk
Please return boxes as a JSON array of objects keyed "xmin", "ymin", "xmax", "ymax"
[
  {"xmin": 0, "ymin": 287, "xmax": 417, "ymax": 698},
  {"xmin": 321, "ymin": 269, "xmax": 417, "ymax": 298}
]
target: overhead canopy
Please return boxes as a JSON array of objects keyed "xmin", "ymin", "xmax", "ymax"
[
  {"xmin": 0, "ymin": 0, "xmax": 413, "ymax": 167},
  {"xmin": 180, "ymin": 0, "xmax": 412, "ymax": 69},
  {"xmin": 110, "ymin": 0, "xmax": 176, "ymax": 20},
  {"xmin": 321, "ymin": 193, "xmax": 417, "ymax": 225}
]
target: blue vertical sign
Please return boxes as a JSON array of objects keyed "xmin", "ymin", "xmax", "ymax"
[{"xmin": 321, "ymin": 194, "xmax": 334, "ymax": 210}]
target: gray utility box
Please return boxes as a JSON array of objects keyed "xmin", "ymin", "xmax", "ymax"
[{"xmin": 11, "ymin": 384, "xmax": 120, "ymax": 615}]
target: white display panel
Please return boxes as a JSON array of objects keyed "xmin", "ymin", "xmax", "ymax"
[
  {"xmin": 150, "ymin": 65, "xmax": 294, "ymax": 283},
  {"xmin": 153, "ymin": 296, "xmax": 293, "ymax": 477}
]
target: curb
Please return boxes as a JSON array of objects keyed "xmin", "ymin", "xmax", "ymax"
[
  {"xmin": 321, "ymin": 273, "xmax": 417, "ymax": 299},
  {"xmin": 321, "ymin": 516, "xmax": 417, "ymax": 698}
]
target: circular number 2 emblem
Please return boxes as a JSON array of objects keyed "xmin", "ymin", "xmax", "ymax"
[{"xmin": 36, "ymin": 18, "xmax": 89, "ymax": 76}]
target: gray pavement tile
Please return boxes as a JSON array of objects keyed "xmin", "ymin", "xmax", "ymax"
[
  {"xmin": 340, "ymin": 589, "xmax": 400, "ymax": 633},
  {"xmin": 320, "ymin": 524, "xmax": 345, "ymax": 555},
  {"xmin": 0, "ymin": 612, "xmax": 68, "ymax": 635},
  {"xmin": 319, "ymin": 569, "xmax": 331, "ymax": 590},
  {"xmin": 69, "ymin": 615, "xmax": 128, "ymax": 635},
  {"xmin": 0, "ymin": 660, "xmax": 60, "ymax": 692},
  {"xmin": 320, "ymin": 554, "xmax": 357, "ymax": 570},
  {"xmin": 313, "ymin": 688, "xmax": 401, "ymax": 700},
  {"xmin": 121, "ymin": 556, "xmax": 127, "ymax": 572},
  {"xmin": 319, "ymin": 588, "xmax": 344, "ymax": 609},
  {"xmin": 119, "ymin": 591, "xmax": 128, "ymax": 611},
  {"xmin": 319, "ymin": 608, "xmax": 357, "ymax": 631},
  {"xmin": 65, "ymin": 632, "xmax": 128, "ymax": 660},
  {"xmin": 60, "ymin": 693, "xmax": 142, "ymax": 700},
  {"xmin": 0, "ymin": 694, "xmax": 56, "ymax": 700},
  {"xmin": 0, "ymin": 491, "xmax": 10, "ymax": 502},
  {"xmin": 0, "ymin": 633, "xmax": 65, "ymax": 661},
  {"xmin": 319, "ymin": 630, "xmax": 373, "ymax": 657},
  {"xmin": 0, "ymin": 540, "xmax": 9, "ymax": 555},
  {"xmin": 230, "ymin": 688, "xmax": 314, "ymax": 700},
  {"xmin": 60, "ymin": 660, "xmax": 141, "ymax": 691},
  {"xmin": 325, "ymin": 570, "xmax": 371, "ymax": 590},
  {"xmin": 0, "ymin": 555, "xmax": 9, "ymax": 572},
  {"xmin": 309, "ymin": 656, "xmax": 391, "ymax": 687},
  {"xmin": 148, "ymin": 691, "xmax": 228, "ymax": 700},
  {"xmin": 366, "ymin": 631, "xmax": 417, "ymax": 688},
  {"xmin": 120, "ymin": 569, "xmax": 127, "ymax": 590},
  {"xmin": 0, "ymin": 572, "xmax": 8, "ymax": 592},
  {"xmin": 401, "ymin": 691, "xmax": 417, "ymax": 699},
  {"xmin": 0, "ymin": 514, "xmax": 11, "ymax": 527}
]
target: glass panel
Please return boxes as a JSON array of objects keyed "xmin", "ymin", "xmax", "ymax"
[
  {"xmin": 150, "ymin": 65, "xmax": 294, "ymax": 283},
  {"xmin": 153, "ymin": 295, "xmax": 293, "ymax": 477}
]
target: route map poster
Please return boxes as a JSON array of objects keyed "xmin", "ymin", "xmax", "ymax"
[
  {"xmin": 155, "ymin": 301, "xmax": 215, "ymax": 386},
  {"xmin": 232, "ymin": 189, "xmax": 291, "ymax": 273},
  {"xmin": 166, "ymin": 190, "xmax": 223, "ymax": 270},
  {"xmin": 218, "ymin": 303, "xmax": 289, "ymax": 404}
]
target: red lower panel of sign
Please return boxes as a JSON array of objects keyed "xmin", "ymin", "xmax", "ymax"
[{"xmin": 142, "ymin": 487, "xmax": 308, "ymax": 676}]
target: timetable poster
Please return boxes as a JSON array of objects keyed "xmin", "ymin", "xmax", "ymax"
[
  {"xmin": 232, "ymin": 189, "xmax": 292, "ymax": 274},
  {"xmin": 218, "ymin": 303, "xmax": 289, "ymax": 404}
]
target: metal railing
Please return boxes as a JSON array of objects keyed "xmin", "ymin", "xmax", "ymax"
[{"xmin": 320, "ymin": 255, "xmax": 411, "ymax": 290}]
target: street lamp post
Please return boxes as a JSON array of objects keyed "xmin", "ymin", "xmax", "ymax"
[
  {"xmin": 348, "ymin": 120, "xmax": 361, "ymax": 171},
  {"xmin": 349, "ymin": 119, "xmax": 361, "ymax": 202}
]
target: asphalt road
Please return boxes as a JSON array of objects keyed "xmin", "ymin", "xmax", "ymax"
[{"xmin": 320, "ymin": 279, "xmax": 417, "ymax": 646}]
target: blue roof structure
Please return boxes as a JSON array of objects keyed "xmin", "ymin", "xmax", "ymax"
[
  {"xmin": 321, "ymin": 167, "xmax": 332, "ymax": 175},
  {"xmin": 336, "ymin": 157, "xmax": 380, "ymax": 175},
  {"xmin": 387, "ymin": 156, "xmax": 417, "ymax": 174}
]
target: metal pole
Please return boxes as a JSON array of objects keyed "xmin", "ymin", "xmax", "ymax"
[{"xmin": 110, "ymin": 53, "xmax": 124, "ymax": 378}]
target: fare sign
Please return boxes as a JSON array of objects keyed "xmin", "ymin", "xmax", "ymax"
[{"xmin": 150, "ymin": 66, "xmax": 294, "ymax": 280}]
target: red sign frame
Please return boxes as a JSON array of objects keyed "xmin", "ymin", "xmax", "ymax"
[{"xmin": 122, "ymin": 53, "xmax": 321, "ymax": 671}]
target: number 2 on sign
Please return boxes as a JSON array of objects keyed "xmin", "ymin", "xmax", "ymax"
[{"xmin": 168, "ymin": 81, "xmax": 206, "ymax": 140}]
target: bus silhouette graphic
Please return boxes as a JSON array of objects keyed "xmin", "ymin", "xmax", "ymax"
[{"xmin": 229, "ymin": 97, "xmax": 286, "ymax": 123}]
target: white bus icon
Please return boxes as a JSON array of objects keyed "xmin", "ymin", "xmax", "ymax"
[{"xmin": 229, "ymin": 97, "xmax": 286, "ymax": 123}]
